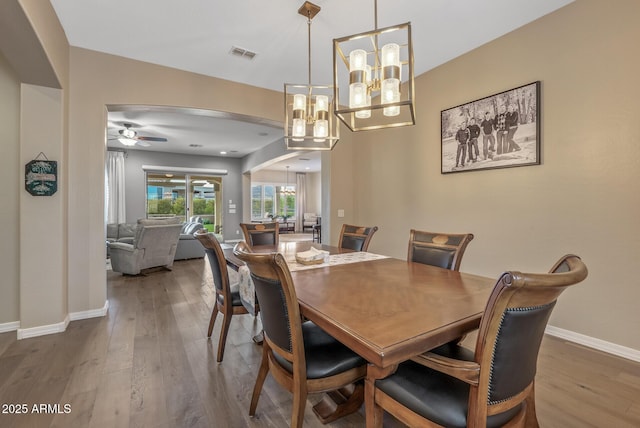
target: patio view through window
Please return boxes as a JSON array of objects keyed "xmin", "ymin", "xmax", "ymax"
[
  {"xmin": 146, "ymin": 173, "xmax": 223, "ymax": 233},
  {"xmin": 251, "ymin": 184, "xmax": 296, "ymax": 221}
]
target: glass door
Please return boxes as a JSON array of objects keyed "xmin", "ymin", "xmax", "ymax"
[{"xmin": 146, "ymin": 172, "xmax": 223, "ymax": 232}]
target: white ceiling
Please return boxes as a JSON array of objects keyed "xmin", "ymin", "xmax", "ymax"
[{"xmin": 51, "ymin": 0, "xmax": 573, "ymax": 172}]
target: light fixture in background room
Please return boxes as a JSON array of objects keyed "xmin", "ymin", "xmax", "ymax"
[
  {"xmin": 333, "ymin": 0, "xmax": 415, "ymax": 131},
  {"xmin": 118, "ymin": 137, "xmax": 137, "ymax": 146},
  {"xmin": 284, "ymin": 1, "xmax": 339, "ymax": 150},
  {"xmin": 283, "ymin": 166, "xmax": 295, "ymax": 196},
  {"xmin": 118, "ymin": 127, "xmax": 137, "ymax": 146}
]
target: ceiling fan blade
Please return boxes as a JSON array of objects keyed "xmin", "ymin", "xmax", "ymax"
[
  {"xmin": 136, "ymin": 136, "xmax": 167, "ymax": 142},
  {"xmin": 136, "ymin": 141, "xmax": 152, "ymax": 147}
]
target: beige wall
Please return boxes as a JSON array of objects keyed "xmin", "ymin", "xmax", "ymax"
[
  {"xmin": 20, "ymin": 84, "xmax": 66, "ymax": 328},
  {"xmin": 0, "ymin": 0, "xmax": 69, "ymax": 332},
  {"xmin": 67, "ymin": 48, "xmax": 284, "ymax": 313},
  {"xmin": 338, "ymin": 0, "xmax": 640, "ymax": 350},
  {"xmin": 0, "ymin": 52, "xmax": 20, "ymax": 325}
]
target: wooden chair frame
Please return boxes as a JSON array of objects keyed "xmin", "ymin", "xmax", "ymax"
[
  {"xmin": 240, "ymin": 222, "xmax": 279, "ymax": 247},
  {"xmin": 195, "ymin": 230, "xmax": 257, "ymax": 362},
  {"xmin": 367, "ymin": 254, "xmax": 588, "ymax": 428},
  {"xmin": 407, "ymin": 229, "xmax": 474, "ymax": 271},
  {"xmin": 338, "ymin": 224, "xmax": 379, "ymax": 252},
  {"xmin": 234, "ymin": 242, "xmax": 366, "ymax": 428}
]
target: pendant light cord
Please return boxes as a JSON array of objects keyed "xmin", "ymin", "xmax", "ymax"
[{"xmin": 307, "ymin": 11, "xmax": 312, "ymax": 85}]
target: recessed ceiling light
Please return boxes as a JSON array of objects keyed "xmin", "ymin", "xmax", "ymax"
[
  {"xmin": 305, "ymin": 167, "xmax": 310, "ymax": 170},
  {"xmin": 220, "ymin": 151, "xmax": 227, "ymax": 155}
]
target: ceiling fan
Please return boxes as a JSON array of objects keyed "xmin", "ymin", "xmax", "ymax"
[{"xmin": 108, "ymin": 123, "xmax": 168, "ymax": 147}]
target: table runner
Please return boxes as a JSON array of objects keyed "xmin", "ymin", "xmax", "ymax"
[{"xmin": 239, "ymin": 252, "xmax": 389, "ymax": 313}]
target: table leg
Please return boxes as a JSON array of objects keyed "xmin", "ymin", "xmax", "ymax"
[
  {"xmin": 365, "ymin": 364, "xmax": 397, "ymax": 428},
  {"xmin": 312, "ymin": 382, "xmax": 364, "ymax": 424}
]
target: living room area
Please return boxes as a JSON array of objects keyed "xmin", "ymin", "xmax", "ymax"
[{"xmin": 105, "ymin": 118, "xmax": 323, "ymax": 274}]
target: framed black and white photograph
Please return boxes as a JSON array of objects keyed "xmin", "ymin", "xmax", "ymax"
[{"xmin": 441, "ymin": 81, "xmax": 540, "ymax": 174}]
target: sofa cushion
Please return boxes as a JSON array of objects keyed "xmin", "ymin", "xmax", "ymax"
[
  {"xmin": 107, "ymin": 223, "xmax": 119, "ymax": 240},
  {"xmin": 135, "ymin": 217, "xmax": 181, "ymax": 245},
  {"xmin": 118, "ymin": 223, "xmax": 137, "ymax": 239},
  {"xmin": 182, "ymin": 222, "xmax": 204, "ymax": 235}
]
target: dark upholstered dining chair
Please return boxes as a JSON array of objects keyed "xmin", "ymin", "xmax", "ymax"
[
  {"xmin": 407, "ymin": 229, "xmax": 474, "ymax": 271},
  {"xmin": 367, "ymin": 254, "xmax": 588, "ymax": 428},
  {"xmin": 195, "ymin": 230, "xmax": 257, "ymax": 362},
  {"xmin": 233, "ymin": 242, "xmax": 367, "ymax": 428},
  {"xmin": 338, "ymin": 224, "xmax": 379, "ymax": 252},
  {"xmin": 240, "ymin": 222, "xmax": 279, "ymax": 247}
]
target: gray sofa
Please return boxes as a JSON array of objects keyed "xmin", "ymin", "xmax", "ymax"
[
  {"xmin": 108, "ymin": 217, "xmax": 183, "ymax": 275},
  {"xmin": 106, "ymin": 222, "xmax": 137, "ymax": 256},
  {"xmin": 174, "ymin": 221, "xmax": 207, "ymax": 260}
]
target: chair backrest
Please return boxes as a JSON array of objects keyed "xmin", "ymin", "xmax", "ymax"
[
  {"xmin": 194, "ymin": 230, "xmax": 231, "ymax": 298},
  {"xmin": 240, "ymin": 222, "xmax": 279, "ymax": 247},
  {"xmin": 407, "ymin": 229, "xmax": 474, "ymax": 271},
  {"xmin": 338, "ymin": 224, "xmax": 379, "ymax": 252},
  {"xmin": 134, "ymin": 218, "xmax": 183, "ymax": 268},
  {"xmin": 233, "ymin": 242, "xmax": 304, "ymax": 367},
  {"xmin": 470, "ymin": 254, "xmax": 588, "ymax": 421}
]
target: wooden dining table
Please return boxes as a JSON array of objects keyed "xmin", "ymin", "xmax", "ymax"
[{"xmin": 222, "ymin": 241, "xmax": 495, "ymax": 427}]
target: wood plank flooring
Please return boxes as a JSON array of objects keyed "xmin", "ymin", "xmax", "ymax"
[{"xmin": 1, "ymin": 257, "xmax": 639, "ymax": 427}]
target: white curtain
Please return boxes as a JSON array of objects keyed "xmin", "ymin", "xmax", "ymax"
[
  {"xmin": 105, "ymin": 151, "xmax": 126, "ymax": 224},
  {"xmin": 295, "ymin": 173, "xmax": 306, "ymax": 232}
]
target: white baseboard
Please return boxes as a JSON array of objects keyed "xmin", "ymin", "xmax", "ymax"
[
  {"xmin": 546, "ymin": 325, "xmax": 640, "ymax": 363},
  {"xmin": 69, "ymin": 300, "xmax": 109, "ymax": 321},
  {"xmin": 15, "ymin": 300, "xmax": 109, "ymax": 340},
  {"xmin": 17, "ymin": 314, "xmax": 70, "ymax": 340},
  {"xmin": 0, "ymin": 321, "xmax": 20, "ymax": 333}
]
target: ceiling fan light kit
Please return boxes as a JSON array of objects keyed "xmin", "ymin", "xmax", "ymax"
[
  {"xmin": 110, "ymin": 122, "xmax": 168, "ymax": 148},
  {"xmin": 118, "ymin": 137, "xmax": 138, "ymax": 146},
  {"xmin": 284, "ymin": 1, "xmax": 339, "ymax": 151}
]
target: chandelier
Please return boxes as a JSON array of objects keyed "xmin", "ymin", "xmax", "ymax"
[
  {"xmin": 284, "ymin": 1, "xmax": 339, "ymax": 150},
  {"xmin": 333, "ymin": 0, "xmax": 415, "ymax": 131},
  {"xmin": 283, "ymin": 166, "xmax": 295, "ymax": 196}
]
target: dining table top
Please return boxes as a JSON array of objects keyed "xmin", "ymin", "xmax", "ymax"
[{"xmin": 222, "ymin": 241, "xmax": 495, "ymax": 369}]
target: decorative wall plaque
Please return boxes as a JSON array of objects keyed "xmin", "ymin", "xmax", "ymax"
[{"xmin": 25, "ymin": 154, "xmax": 58, "ymax": 196}]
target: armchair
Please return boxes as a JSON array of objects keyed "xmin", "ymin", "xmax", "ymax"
[
  {"xmin": 302, "ymin": 213, "xmax": 319, "ymax": 232},
  {"xmin": 338, "ymin": 224, "xmax": 379, "ymax": 252},
  {"xmin": 108, "ymin": 218, "xmax": 182, "ymax": 275},
  {"xmin": 195, "ymin": 230, "xmax": 256, "ymax": 362},
  {"xmin": 240, "ymin": 222, "xmax": 279, "ymax": 247},
  {"xmin": 233, "ymin": 242, "xmax": 367, "ymax": 427},
  {"xmin": 367, "ymin": 254, "xmax": 588, "ymax": 428},
  {"xmin": 407, "ymin": 229, "xmax": 474, "ymax": 271}
]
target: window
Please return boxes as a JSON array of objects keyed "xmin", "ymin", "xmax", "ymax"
[
  {"xmin": 146, "ymin": 173, "xmax": 223, "ymax": 232},
  {"xmin": 251, "ymin": 183, "xmax": 295, "ymax": 220}
]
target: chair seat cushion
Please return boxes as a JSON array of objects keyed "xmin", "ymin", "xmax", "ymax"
[
  {"xmin": 274, "ymin": 321, "xmax": 365, "ymax": 379},
  {"xmin": 375, "ymin": 344, "xmax": 520, "ymax": 428},
  {"xmin": 217, "ymin": 289, "xmax": 244, "ymax": 307}
]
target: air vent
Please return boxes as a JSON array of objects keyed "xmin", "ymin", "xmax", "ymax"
[
  {"xmin": 298, "ymin": 157, "xmax": 311, "ymax": 161},
  {"xmin": 189, "ymin": 144, "xmax": 203, "ymax": 148},
  {"xmin": 230, "ymin": 46, "xmax": 257, "ymax": 60}
]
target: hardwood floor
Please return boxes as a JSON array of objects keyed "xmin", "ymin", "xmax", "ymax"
[{"xmin": 1, "ymin": 258, "xmax": 639, "ymax": 427}]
